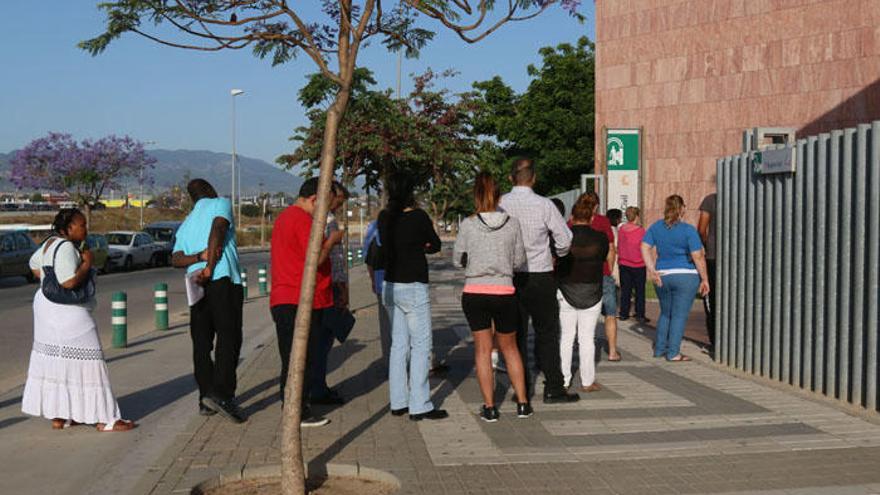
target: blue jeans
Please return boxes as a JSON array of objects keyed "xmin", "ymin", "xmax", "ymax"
[
  {"xmin": 383, "ymin": 282, "xmax": 434, "ymax": 414},
  {"xmin": 654, "ymin": 273, "xmax": 700, "ymax": 359}
]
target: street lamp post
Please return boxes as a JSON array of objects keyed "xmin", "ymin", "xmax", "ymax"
[{"xmin": 231, "ymin": 88, "xmax": 244, "ymax": 227}]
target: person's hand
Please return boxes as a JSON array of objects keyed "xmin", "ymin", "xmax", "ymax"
[
  {"xmin": 80, "ymin": 249, "xmax": 94, "ymax": 268},
  {"xmin": 197, "ymin": 266, "xmax": 213, "ymax": 286},
  {"xmin": 699, "ymin": 279, "xmax": 710, "ymax": 297},
  {"xmin": 649, "ymin": 270, "xmax": 662, "ymax": 287}
]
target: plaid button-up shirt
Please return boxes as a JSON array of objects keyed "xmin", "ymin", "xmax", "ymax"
[{"xmin": 499, "ymin": 186, "xmax": 572, "ymax": 273}]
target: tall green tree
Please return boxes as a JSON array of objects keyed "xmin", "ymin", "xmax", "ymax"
[
  {"xmin": 470, "ymin": 36, "xmax": 595, "ymax": 195},
  {"xmin": 83, "ymin": 2, "xmax": 580, "ymax": 493}
]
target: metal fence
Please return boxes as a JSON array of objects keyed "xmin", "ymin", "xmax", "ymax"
[{"xmin": 716, "ymin": 120, "xmax": 880, "ymax": 411}]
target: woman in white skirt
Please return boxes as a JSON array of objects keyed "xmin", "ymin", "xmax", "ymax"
[{"xmin": 22, "ymin": 209, "xmax": 135, "ymax": 431}]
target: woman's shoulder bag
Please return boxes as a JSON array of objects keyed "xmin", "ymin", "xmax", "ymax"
[{"xmin": 41, "ymin": 238, "xmax": 96, "ymax": 305}]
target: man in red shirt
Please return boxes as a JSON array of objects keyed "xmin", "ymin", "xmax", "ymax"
[
  {"xmin": 586, "ymin": 192, "xmax": 621, "ymax": 362},
  {"xmin": 270, "ymin": 178, "xmax": 344, "ymax": 427}
]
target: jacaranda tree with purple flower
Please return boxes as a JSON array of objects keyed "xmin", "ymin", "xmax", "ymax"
[
  {"xmin": 10, "ymin": 133, "xmax": 155, "ymax": 226},
  {"xmin": 81, "ymin": 2, "xmax": 581, "ymax": 492}
]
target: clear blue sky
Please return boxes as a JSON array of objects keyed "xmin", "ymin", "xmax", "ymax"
[{"xmin": 0, "ymin": 2, "xmax": 594, "ymax": 164}]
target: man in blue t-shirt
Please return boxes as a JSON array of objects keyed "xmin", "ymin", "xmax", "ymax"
[{"xmin": 172, "ymin": 179, "xmax": 245, "ymax": 423}]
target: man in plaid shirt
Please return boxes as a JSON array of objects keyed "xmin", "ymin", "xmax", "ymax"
[{"xmin": 500, "ymin": 158, "xmax": 579, "ymax": 404}]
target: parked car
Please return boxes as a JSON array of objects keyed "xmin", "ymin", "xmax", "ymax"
[
  {"xmin": 106, "ymin": 231, "xmax": 162, "ymax": 271},
  {"xmin": 0, "ymin": 230, "xmax": 38, "ymax": 282},
  {"xmin": 85, "ymin": 233, "xmax": 110, "ymax": 273},
  {"xmin": 144, "ymin": 221, "xmax": 182, "ymax": 266}
]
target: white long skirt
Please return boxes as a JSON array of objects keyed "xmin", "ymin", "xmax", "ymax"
[{"xmin": 21, "ymin": 290, "xmax": 121, "ymax": 425}]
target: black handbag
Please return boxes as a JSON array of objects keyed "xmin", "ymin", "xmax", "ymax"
[
  {"xmin": 41, "ymin": 238, "xmax": 96, "ymax": 305},
  {"xmin": 323, "ymin": 307, "xmax": 357, "ymax": 344}
]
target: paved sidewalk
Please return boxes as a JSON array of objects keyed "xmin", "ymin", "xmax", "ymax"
[{"xmin": 142, "ymin": 258, "xmax": 880, "ymax": 495}]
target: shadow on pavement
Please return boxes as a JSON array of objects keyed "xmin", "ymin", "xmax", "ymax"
[
  {"xmin": 117, "ymin": 374, "xmax": 196, "ymax": 421},
  {"xmin": 0, "ymin": 417, "xmax": 28, "ymax": 430},
  {"xmin": 105, "ymin": 349, "xmax": 154, "ymax": 364},
  {"xmin": 0, "ymin": 395, "xmax": 23, "ymax": 411},
  {"xmin": 126, "ymin": 329, "xmax": 187, "ymax": 349},
  {"xmin": 307, "ymin": 405, "xmax": 389, "ymax": 474}
]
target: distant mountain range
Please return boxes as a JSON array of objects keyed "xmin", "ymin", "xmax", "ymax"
[{"xmin": 0, "ymin": 149, "xmax": 304, "ymax": 196}]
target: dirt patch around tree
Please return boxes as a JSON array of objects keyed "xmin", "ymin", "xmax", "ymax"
[{"xmin": 197, "ymin": 476, "xmax": 397, "ymax": 495}]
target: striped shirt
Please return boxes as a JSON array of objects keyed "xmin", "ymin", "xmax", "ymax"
[{"xmin": 500, "ymin": 186, "xmax": 572, "ymax": 273}]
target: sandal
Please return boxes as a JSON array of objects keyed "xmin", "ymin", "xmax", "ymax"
[
  {"xmin": 666, "ymin": 355, "xmax": 691, "ymax": 362},
  {"xmin": 96, "ymin": 419, "xmax": 137, "ymax": 432},
  {"xmin": 51, "ymin": 418, "xmax": 81, "ymax": 430},
  {"xmin": 607, "ymin": 353, "xmax": 622, "ymax": 362}
]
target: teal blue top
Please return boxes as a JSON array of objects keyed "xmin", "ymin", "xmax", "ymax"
[
  {"xmin": 642, "ymin": 220, "xmax": 703, "ymax": 271},
  {"xmin": 173, "ymin": 197, "xmax": 241, "ymax": 285}
]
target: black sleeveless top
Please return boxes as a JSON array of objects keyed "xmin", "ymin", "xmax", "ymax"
[{"xmin": 556, "ymin": 225, "xmax": 609, "ymax": 309}]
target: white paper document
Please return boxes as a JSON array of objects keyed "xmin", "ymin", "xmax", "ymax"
[{"xmin": 185, "ymin": 270, "xmax": 205, "ymax": 306}]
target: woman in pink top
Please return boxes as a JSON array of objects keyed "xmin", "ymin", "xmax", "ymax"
[{"xmin": 617, "ymin": 207, "xmax": 649, "ymax": 323}]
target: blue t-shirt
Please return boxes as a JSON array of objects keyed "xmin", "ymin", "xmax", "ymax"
[
  {"xmin": 363, "ymin": 220, "xmax": 384, "ymax": 295},
  {"xmin": 642, "ymin": 220, "xmax": 703, "ymax": 271},
  {"xmin": 173, "ymin": 197, "xmax": 242, "ymax": 285}
]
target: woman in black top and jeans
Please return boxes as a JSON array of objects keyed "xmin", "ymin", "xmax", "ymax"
[
  {"xmin": 556, "ymin": 193, "xmax": 613, "ymax": 392},
  {"xmin": 379, "ymin": 173, "xmax": 447, "ymax": 421}
]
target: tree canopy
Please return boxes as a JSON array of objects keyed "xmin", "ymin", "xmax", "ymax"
[{"xmin": 469, "ymin": 36, "xmax": 595, "ymax": 195}]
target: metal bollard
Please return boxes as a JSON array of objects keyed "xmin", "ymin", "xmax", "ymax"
[
  {"xmin": 241, "ymin": 268, "xmax": 248, "ymax": 299},
  {"xmin": 111, "ymin": 292, "xmax": 127, "ymax": 348},
  {"xmin": 347, "ymin": 250, "xmax": 353, "ymax": 268},
  {"xmin": 357, "ymin": 248, "xmax": 363, "ymax": 263},
  {"xmin": 258, "ymin": 265, "xmax": 268, "ymax": 296},
  {"xmin": 154, "ymin": 283, "xmax": 169, "ymax": 330}
]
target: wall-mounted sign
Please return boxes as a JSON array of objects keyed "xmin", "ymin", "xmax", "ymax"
[
  {"xmin": 752, "ymin": 147, "xmax": 796, "ymax": 175},
  {"xmin": 606, "ymin": 128, "xmax": 641, "ymax": 211}
]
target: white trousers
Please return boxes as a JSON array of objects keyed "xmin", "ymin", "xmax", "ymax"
[{"xmin": 558, "ymin": 291, "xmax": 602, "ymax": 388}]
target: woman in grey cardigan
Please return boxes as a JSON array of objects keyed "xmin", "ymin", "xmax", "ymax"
[{"xmin": 453, "ymin": 172, "xmax": 531, "ymax": 423}]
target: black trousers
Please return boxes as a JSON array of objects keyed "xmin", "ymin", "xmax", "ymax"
[
  {"xmin": 271, "ymin": 304, "xmax": 324, "ymax": 407},
  {"xmin": 189, "ymin": 278, "xmax": 244, "ymax": 402},
  {"xmin": 513, "ymin": 272, "xmax": 566, "ymax": 395},
  {"xmin": 703, "ymin": 259, "xmax": 717, "ymax": 348},
  {"xmin": 619, "ymin": 265, "xmax": 647, "ymax": 319}
]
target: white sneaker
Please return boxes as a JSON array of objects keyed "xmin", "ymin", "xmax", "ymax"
[{"xmin": 301, "ymin": 416, "xmax": 330, "ymax": 428}]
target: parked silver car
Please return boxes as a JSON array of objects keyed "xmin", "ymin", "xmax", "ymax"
[
  {"xmin": 0, "ymin": 230, "xmax": 38, "ymax": 282},
  {"xmin": 106, "ymin": 231, "xmax": 162, "ymax": 271}
]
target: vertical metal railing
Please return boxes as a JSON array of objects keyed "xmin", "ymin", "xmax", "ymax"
[{"xmin": 717, "ymin": 119, "xmax": 880, "ymax": 412}]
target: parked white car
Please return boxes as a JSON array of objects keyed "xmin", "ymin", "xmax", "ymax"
[{"xmin": 106, "ymin": 231, "xmax": 163, "ymax": 271}]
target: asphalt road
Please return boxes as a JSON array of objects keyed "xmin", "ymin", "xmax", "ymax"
[{"xmin": 0, "ymin": 250, "xmax": 271, "ymax": 394}]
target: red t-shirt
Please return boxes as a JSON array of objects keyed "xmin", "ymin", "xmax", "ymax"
[
  {"xmin": 270, "ymin": 205, "xmax": 333, "ymax": 309},
  {"xmin": 590, "ymin": 214, "xmax": 615, "ymax": 276}
]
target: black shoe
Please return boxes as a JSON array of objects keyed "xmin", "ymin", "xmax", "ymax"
[
  {"xmin": 198, "ymin": 401, "xmax": 217, "ymax": 416},
  {"xmin": 618, "ymin": 316, "xmax": 630, "ymax": 321},
  {"xmin": 637, "ymin": 317, "xmax": 650, "ymax": 324},
  {"xmin": 391, "ymin": 407, "xmax": 409, "ymax": 416},
  {"xmin": 480, "ymin": 405, "xmax": 499, "ymax": 423},
  {"xmin": 203, "ymin": 396, "xmax": 246, "ymax": 424},
  {"xmin": 516, "ymin": 402, "xmax": 534, "ymax": 418},
  {"xmin": 409, "ymin": 409, "xmax": 449, "ymax": 421},
  {"xmin": 543, "ymin": 391, "xmax": 580, "ymax": 404}
]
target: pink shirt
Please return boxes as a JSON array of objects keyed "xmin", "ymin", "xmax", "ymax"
[{"xmin": 618, "ymin": 223, "xmax": 646, "ymax": 268}]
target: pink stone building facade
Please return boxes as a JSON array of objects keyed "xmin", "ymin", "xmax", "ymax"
[{"xmin": 595, "ymin": 0, "xmax": 880, "ymax": 223}]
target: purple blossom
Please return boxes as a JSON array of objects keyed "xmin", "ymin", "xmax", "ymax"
[{"xmin": 10, "ymin": 133, "xmax": 156, "ymax": 207}]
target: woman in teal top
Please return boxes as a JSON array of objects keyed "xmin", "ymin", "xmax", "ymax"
[{"xmin": 640, "ymin": 195, "xmax": 710, "ymax": 361}]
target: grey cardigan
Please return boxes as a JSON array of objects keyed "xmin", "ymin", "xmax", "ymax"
[{"xmin": 453, "ymin": 212, "xmax": 527, "ymax": 287}]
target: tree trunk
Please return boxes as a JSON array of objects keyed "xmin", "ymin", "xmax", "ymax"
[
  {"xmin": 83, "ymin": 202, "xmax": 92, "ymax": 229},
  {"xmin": 280, "ymin": 85, "xmax": 352, "ymax": 495}
]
